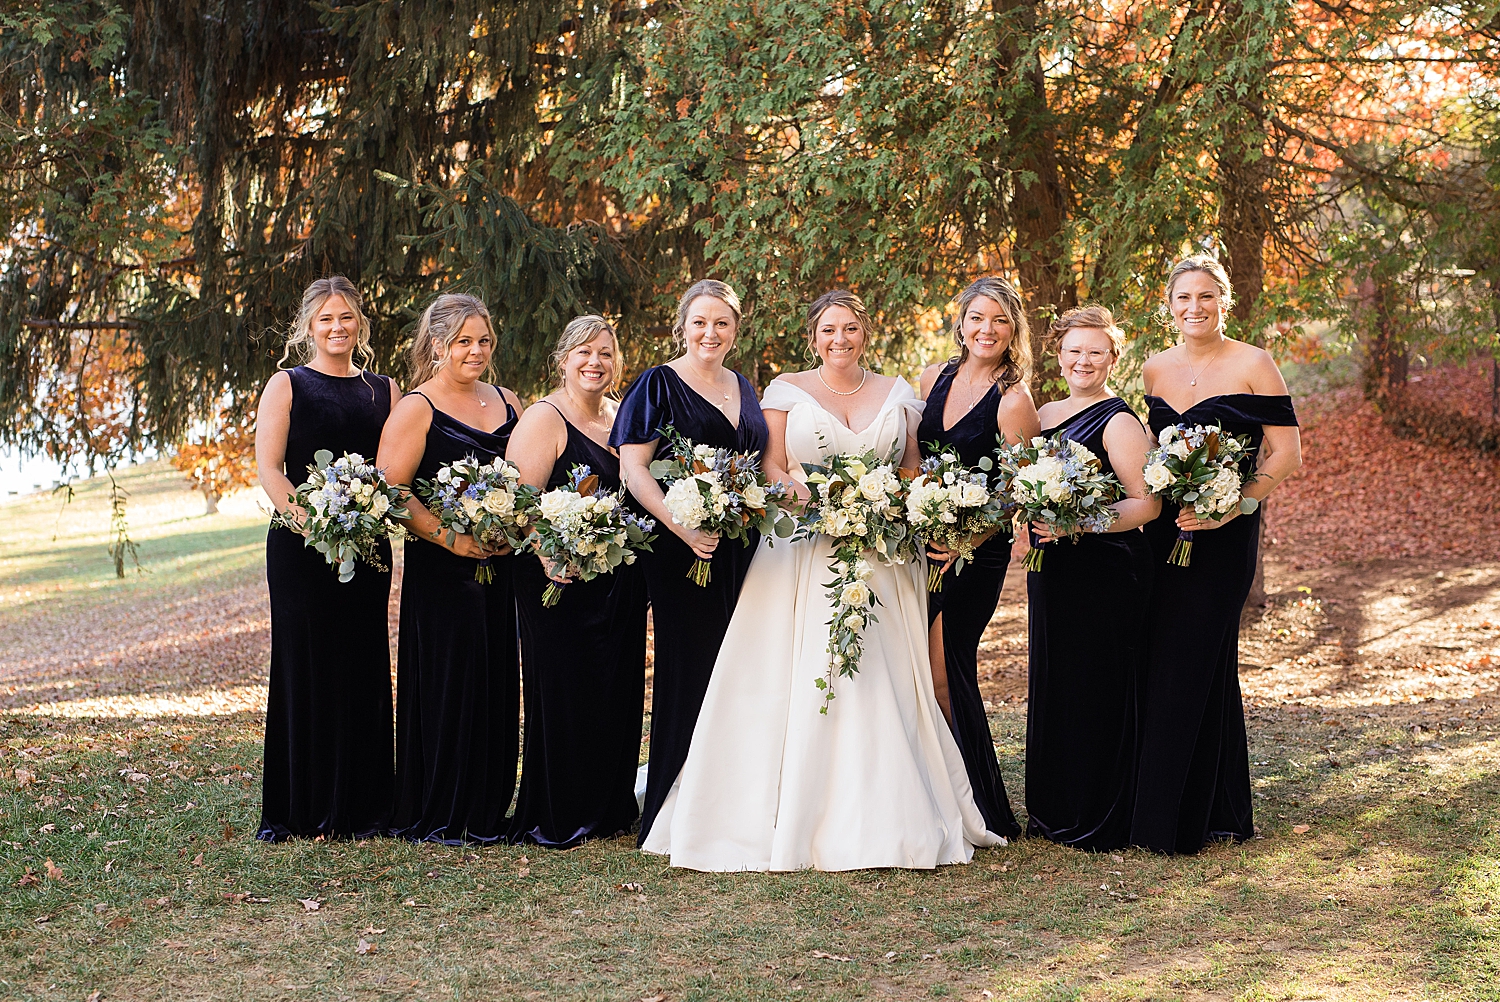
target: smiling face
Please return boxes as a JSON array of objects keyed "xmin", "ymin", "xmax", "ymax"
[
  {"xmin": 813, "ymin": 304, "xmax": 867, "ymax": 367},
  {"xmin": 1169, "ymin": 270, "xmax": 1225, "ymax": 339},
  {"xmin": 682, "ymin": 295, "xmax": 737, "ymax": 366},
  {"xmin": 310, "ymin": 294, "xmax": 360, "ymax": 362},
  {"xmin": 959, "ymin": 295, "xmax": 1014, "ymax": 363},
  {"xmin": 562, "ymin": 331, "xmax": 617, "ymax": 395},
  {"xmin": 1057, "ymin": 327, "xmax": 1115, "ymax": 396},
  {"xmin": 441, "ymin": 315, "xmax": 494, "ymax": 385}
]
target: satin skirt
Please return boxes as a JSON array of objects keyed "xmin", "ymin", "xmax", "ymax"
[
  {"xmin": 508, "ymin": 556, "xmax": 647, "ymax": 847},
  {"xmin": 643, "ymin": 534, "xmax": 1002, "ymax": 871},
  {"xmin": 390, "ymin": 540, "xmax": 520, "ymax": 844},
  {"xmin": 258, "ymin": 527, "xmax": 393, "ymax": 841}
]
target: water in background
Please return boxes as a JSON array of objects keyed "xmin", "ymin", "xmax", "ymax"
[{"xmin": 0, "ymin": 449, "xmax": 157, "ymax": 497}]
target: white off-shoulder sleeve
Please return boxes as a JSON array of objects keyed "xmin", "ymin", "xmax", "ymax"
[
  {"xmin": 890, "ymin": 378, "xmax": 926, "ymax": 427},
  {"xmin": 760, "ymin": 377, "xmax": 812, "ymax": 413}
]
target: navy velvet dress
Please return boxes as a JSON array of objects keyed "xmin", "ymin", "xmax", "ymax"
[
  {"xmin": 508, "ymin": 404, "xmax": 649, "ymax": 847},
  {"xmin": 915, "ymin": 363, "xmax": 1022, "ymax": 839},
  {"xmin": 259, "ymin": 367, "xmax": 395, "ymax": 842},
  {"xmin": 390, "ymin": 392, "xmax": 521, "ymax": 844},
  {"xmin": 609, "ymin": 365, "xmax": 770, "ymax": 844},
  {"xmin": 1025, "ymin": 397, "xmax": 1152, "ymax": 851},
  {"xmin": 1131, "ymin": 392, "xmax": 1298, "ymax": 854}
]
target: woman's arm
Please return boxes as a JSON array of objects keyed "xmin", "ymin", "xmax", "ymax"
[
  {"xmin": 507, "ymin": 402, "xmax": 580, "ymax": 581},
  {"xmin": 377, "ymin": 396, "xmax": 490, "ymax": 558},
  {"xmin": 254, "ymin": 371, "xmax": 302, "ymax": 520},
  {"xmin": 386, "ymin": 376, "xmax": 403, "ymax": 415},
  {"xmin": 1100, "ymin": 411, "xmax": 1160, "ymax": 532},
  {"xmin": 760, "ymin": 408, "xmax": 809, "ymax": 503}
]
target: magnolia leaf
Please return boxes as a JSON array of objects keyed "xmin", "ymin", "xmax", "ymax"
[{"xmin": 577, "ymin": 474, "xmax": 600, "ymax": 497}]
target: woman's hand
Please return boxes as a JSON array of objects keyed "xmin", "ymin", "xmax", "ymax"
[
  {"xmin": 447, "ymin": 533, "xmax": 492, "ymax": 559},
  {"xmin": 1030, "ymin": 520, "xmax": 1066, "ymax": 545},
  {"xmin": 1175, "ymin": 506, "xmax": 1238, "ymax": 532},
  {"xmin": 675, "ymin": 526, "xmax": 721, "ymax": 562},
  {"xmin": 925, "ymin": 542, "xmax": 958, "ymax": 575},
  {"xmin": 538, "ymin": 554, "xmax": 574, "ymax": 585}
]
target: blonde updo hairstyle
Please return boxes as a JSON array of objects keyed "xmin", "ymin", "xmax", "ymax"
[
  {"xmin": 805, "ymin": 289, "xmax": 874, "ymax": 361},
  {"xmin": 407, "ymin": 293, "xmax": 495, "ymax": 387},
  {"xmin": 551, "ymin": 315, "xmax": 621, "ymax": 392},
  {"xmin": 950, "ymin": 276, "xmax": 1031, "ymax": 391},
  {"xmin": 1163, "ymin": 256, "xmax": 1236, "ymax": 329},
  {"xmin": 1044, "ymin": 304, "xmax": 1127, "ymax": 359},
  {"xmin": 277, "ymin": 275, "xmax": 374, "ymax": 370},
  {"xmin": 671, "ymin": 279, "xmax": 743, "ymax": 352}
]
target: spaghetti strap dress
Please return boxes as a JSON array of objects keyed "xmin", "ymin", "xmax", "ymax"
[
  {"xmin": 259, "ymin": 367, "xmax": 395, "ymax": 841},
  {"xmin": 390, "ymin": 392, "xmax": 521, "ymax": 844},
  {"xmin": 1025, "ymin": 397, "xmax": 1151, "ymax": 850},
  {"xmin": 609, "ymin": 365, "xmax": 770, "ymax": 844},
  {"xmin": 508, "ymin": 404, "xmax": 649, "ymax": 846},
  {"xmin": 915, "ymin": 363, "xmax": 1022, "ymax": 838},
  {"xmin": 1131, "ymin": 392, "xmax": 1298, "ymax": 854}
]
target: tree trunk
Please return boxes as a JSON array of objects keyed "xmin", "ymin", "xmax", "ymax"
[{"xmin": 203, "ymin": 489, "xmax": 221, "ymax": 515}]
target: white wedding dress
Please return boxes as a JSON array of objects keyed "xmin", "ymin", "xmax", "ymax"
[{"xmin": 641, "ymin": 377, "xmax": 1004, "ymax": 871}]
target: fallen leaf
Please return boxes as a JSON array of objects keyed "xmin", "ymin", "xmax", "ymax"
[
  {"xmin": 617, "ymin": 882, "xmax": 644, "ymax": 893},
  {"xmin": 44, "ymin": 858, "xmax": 63, "ymax": 880},
  {"xmin": 14, "ymin": 768, "xmax": 35, "ymax": 787},
  {"xmin": 297, "ymin": 898, "xmax": 321, "ymax": 911},
  {"xmin": 222, "ymin": 893, "xmax": 247, "ymax": 903},
  {"xmin": 106, "ymin": 915, "xmax": 132, "ymax": 930},
  {"xmin": 221, "ymin": 823, "xmax": 235, "ymax": 842},
  {"xmin": 360, "ymin": 926, "xmax": 386, "ymax": 936},
  {"xmin": 17, "ymin": 869, "xmax": 39, "ymax": 887},
  {"xmin": 87, "ymin": 992, "xmax": 102, "ymax": 1002},
  {"xmin": 38, "ymin": 823, "xmax": 55, "ymax": 834},
  {"xmin": 640, "ymin": 996, "xmax": 665, "ymax": 1002},
  {"xmin": 1292, "ymin": 824, "xmax": 1311, "ymax": 835},
  {"xmin": 190, "ymin": 853, "xmax": 203, "ymax": 866},
  {"xmin": 517, "ymin": 868, "xmax": 530, "ymax": 878},
  {"xmin": 34, "ymin": 914, "xmax": 53, "ymax": 925},
  {"xmin": 356, "ymin": 938, "xmax": 376, "ymax": 955},
  {"xmin": 810, "ymin": 950, "xmax": 853, "ymax": 962},
  {"xmin": 162, "ymin": 939, "xmax": 189, "ymax": 949}
]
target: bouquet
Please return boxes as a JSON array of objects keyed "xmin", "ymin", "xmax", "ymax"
[
  {"xmin": 999, "ymin": 435, "xmax": 1125, "ymax": 572},
  {"xmin": 906, "ymin": 445, "xmax": 1016, "ymax": 592},
  {"xmin": 798, "ymin": 450, "xmax": 917, "ymax": 711},
  {"xmin": 648, "ymin": 425, "xmax": 797, "ymax": 585},
  {"xmin": 415, "ymin": 455, "xmax": 533, "ymax": 583},
  {"xmin": 269, "ymin": 449, "xmax": 408, "ymax": 582},
  {"xmin": 1142, "ymin": 423, "xmax": 1259, "ymax": 567},
  {"xmin": 521, "ymin": 464, "xmax": 657, "ymax": 606}
]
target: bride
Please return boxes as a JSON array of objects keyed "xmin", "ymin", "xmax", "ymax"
[{"xmin": 641, "ymin": 290, "xmax": 1005, "ymax": 871}]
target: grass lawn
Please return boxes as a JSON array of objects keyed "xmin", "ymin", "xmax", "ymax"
[{"xmin": 2, "ymin": 462, "xmax": 1498, "ymax": 1001}]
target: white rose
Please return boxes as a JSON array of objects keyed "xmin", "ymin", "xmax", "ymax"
[
  {"xmin": 346, "ymin": 453, "xmax": 365, "ymax": 466},
  {"xmin": 693, "ymin": 443, "xmax": 716, "ymax": 462},
  {"xmin": 840, "ymin": 580, "xmax": 871, "ymax": 607},
  {"xmin": 436, "ymin": 466, "xmax": 452, "ymax": 484},
  {"xmin": 371, "ymin": 493, "xmax": 390, "ymax": 517},
  {"xmin": 858, "ymin": 470, "xmax": 891, "ymax": 502},
  {"xmin": 481, "ymin": 490, "xmax": 514, "ymax": 517},
  {"xmin": 855, "ymin": 559, "xmax": 873, "ymax": 580},
  {"xmin": 596, "ymin": 495, "xmax": 618, "ymax": 512},
  {"xmin": 539, "ymin": 490, "xmax": 577, "ymax": 523},
  {"xmin": 844, "ymin": 613, "xmax": 865, "ymax": 632},
  {"xmin": 1167, "ymin": 439, "xmax": 1191, "ymax": 460},
  {"xmin": 1143, "ymin": 462, "xmax": 1173, "ymax": 492},
  {"xmin": 460, "ymin": 496, "xmax": 482, "ymax": 520},
  {"xmin": 741, "ymin": 483, "xmax": 767, "ymax": 509},
  {"xmin": 958, "ymin": 481, "xmax": 988, "ymax": 506}
]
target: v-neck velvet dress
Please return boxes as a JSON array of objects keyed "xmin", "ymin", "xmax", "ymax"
[
  {"xmin": 259, "ymin": 366, "xmax": 395, "ymax": 842},
  {"xmin": 915, "ymin": 363, "xmax": 1022, "ymax": 839},
  {"xmin": 609, "ymin": 365, "xmax": 770, "ymax": 844},
  {"xmin": 390, "ymin": 392, "xmax": 521, "ymax": 844},
  {"xmin": 1131, "ymin": 392, "xmax": 1298, "ymax": 854},
  {"xmin": 1025, "ymin": 397, "xmax": 1151, "ymax": 851},
  {"xmin": 508, "ymin": 406, "xmax": 649, "ymax": 847}
]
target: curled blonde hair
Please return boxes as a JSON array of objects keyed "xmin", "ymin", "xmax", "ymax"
[
  {"xmin": 805, "ymin": 289, "xmax": 874, "ymax": 361},
  {"xmin": 1164, "ymin": 256, "xmax": 1236, "ymax": 322},
  {"xmin": 949, "ymin": 276, "xmax": 1031, "ymax": 391},
  {"xmin": 671, "ymin": 279, "xmax": 743, "ymax": 352},
  {"xmin": 552, "ymin": 315, "xmax": 620, "ymax": 392},
  {"xmin": 1045, "ymin": 304, "xmax": 1127, "ymax": 358},
  {"xmin": 277, "ymin": 276, "xmax": 374, "ymax": 370},
  {"xmin": 407, "ymin": 293, "xmax": 494, "ymax": 387}
]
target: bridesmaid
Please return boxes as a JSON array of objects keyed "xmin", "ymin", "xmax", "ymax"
[
  {"xmin": 916, "ymin": 276, "xmax": 1038, "ymax": 840},
  {"xmin": 378, "ymin": 293, "xmax": 525, "ymax": 844},
  {"xmin": 614, "ymin": 279, "xmax": 770, "ymax": 845},
  {"xmin": 255, "ymin": 276, "xmax": 399, "ymax": 841},
  {"xmin": 1026, "ymin": 306, "xmax": 1160, "ymax": 851},
  {"xmin": 1132, "ymin": 257, "xmax": 1302, "ymax": 854},
  {"xmin": 506, "ymin": 316, "xmax": 649, "ymax": 847}
]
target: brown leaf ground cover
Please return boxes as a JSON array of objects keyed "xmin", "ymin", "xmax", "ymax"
[{"xmin": 2, "ymin": 389, "xmax": 1499, "ymax": 1001}]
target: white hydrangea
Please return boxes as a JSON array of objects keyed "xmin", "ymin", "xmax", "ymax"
[{"xmin": 663, "ymin": 477, "xmax": 708, "ymax": 530}]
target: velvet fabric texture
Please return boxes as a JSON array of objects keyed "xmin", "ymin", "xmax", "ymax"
[
  {"xmin": 259, "ymin": 367, "xmax": 397, "ymax": 842},
  {"xmin": 390, "ymin": 393, "xmax": 521, "ymax": 844},
  {"xmin": 609, "ymin": 365, "xmax": 769, "ymax": 844},
  {"xmin": 1132, "ymin": 393, "xmax": 1299, "ymax": 854},
  {"xmin": 915, "ymin": 362, "xmax": 1022, "ymax": 838},
  {"xmin": 508, "ymin": 410, "xmax": 648, "ymax": 846},
  {"xmin": 1026, "ymin": 397, "xmax": 1150, "ymax": 850}
]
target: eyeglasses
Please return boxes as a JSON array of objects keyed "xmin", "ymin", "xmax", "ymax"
[{"xmin": 1060, "ymin": 348, "xmax": 1112, "ymax": 363}]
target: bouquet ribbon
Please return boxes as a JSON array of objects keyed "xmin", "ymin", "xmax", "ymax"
[{"xmin": 1169, "ymin": 528, "xmax": 1194, "ymax": 568}]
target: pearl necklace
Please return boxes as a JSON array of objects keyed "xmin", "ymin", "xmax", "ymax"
[{"xmin": 817, "ymin": 366, "xmax": 867, "ymax": 396}]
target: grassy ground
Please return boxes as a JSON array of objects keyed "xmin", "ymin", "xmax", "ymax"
[{"xmin": 2, "ymin": 463, "xmax": 1498, "ymax": 1001}]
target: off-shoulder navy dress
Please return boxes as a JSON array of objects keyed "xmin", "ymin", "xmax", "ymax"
[
  {"xmin": 259, "ymin": 367, "xmax": 395, "ymax": 842},
  {"xmin": 609, "ymin": 365, "xmax": 770, "ymax": 844},
  {"xmin": 390, "ymin": 392, "xmax": 521, "ymax": 844},
  {"xmin": 1131, "ymin": 392, "xmax": 1298, "ymax": 854},
  {"xmin": 915, "ymin": 363, "xmax": 1022, "ymax": 839},
  {"xmin": 1026, "ymin": 397, "xmax": 1152, "ymax": 851},
  {"xmin": 508, "ymin": 403, "xmax": 649, "ymax": 847}
]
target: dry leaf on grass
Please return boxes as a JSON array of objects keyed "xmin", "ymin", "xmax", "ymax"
[
  {"xmin": 810, "ymin": 950, "xmax": 853, "ymax": 962},
  {"xmin": 17, "ymin": 869, "xmax": 39, "ymax": 887},
  {"xmin": 162, "ymin": 939, "xmax": 188, "ymax": 949},
  {"xmin": 355, "ymin": 938, "xmax": 376, "ymax": 955},
  {"xmin": 44, "ymin": 858, "xmax": 63, "ymax": 880},
  {"xmin": 14, "ymin": 768, "xmax": 34, "ymax": 787},
  {"xmin": 1292, "ymin": 824, "xmax": 1311, "ymax": 834},
  {"xmin": 190, "ymin": 852, "xmax": 203, "ymax": 866},
  {"xmin": 106, "ymin": 915, "xmax": 132, "ymax": 930},
  {"xmin": 297, "ymin": 897, "xmax": 321, "ymax": 911}
]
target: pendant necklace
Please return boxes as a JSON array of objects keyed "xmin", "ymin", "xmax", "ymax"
[
  {"xmin": 1186, "ymin": 340, "xmax": 1225, "ymax": 387},
  {"xmin": 688, "ymin": 366, "xmax": 733, "ymax": 411},
  {"xmin": 818, "ymin": 366, "xmax": 867, "ymax": 396}
]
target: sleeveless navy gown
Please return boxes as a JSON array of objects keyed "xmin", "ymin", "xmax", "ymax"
[
  {"xmin": 1026, "ymin": 397, "xmax": 1151, "ymax": 850},
  {"xmin": 916, "ymin": 363, "xmax": 1022, "ymax": 839},
  {"xmin": 1131, "ymin": 393, "xmax": 1298, "ymax": 854},
  {"xmin": 610, "ymin": 365, "xmax": 769, "ymax": 844},
  {"xmin": 508, "ymin": 405, "xmax": 649, "ymax": 846},
  {"xmin": 259, "ymin": 367, "xmax": 395, "ymax": 842},
  {"xmin": 390, "ymin": 392, "xmax": 521, "ymax": 844}
]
